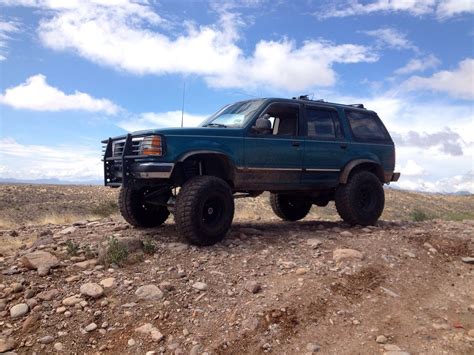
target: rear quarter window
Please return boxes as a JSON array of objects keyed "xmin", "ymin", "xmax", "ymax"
[{"xmin": 345, "ymin": 110, "xmax": 391, "ymax": 143}]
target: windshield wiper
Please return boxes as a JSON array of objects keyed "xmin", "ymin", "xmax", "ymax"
[{"xmin": 203, "ymin": 123, "xmax": 227, "ymax": 128}]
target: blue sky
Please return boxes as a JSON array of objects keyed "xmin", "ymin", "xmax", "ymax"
[{"xmin": 0, "ymin": 0, "xmax": 473, "ymax": 192}]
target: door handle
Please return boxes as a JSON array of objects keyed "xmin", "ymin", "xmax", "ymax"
[
  {"xmin": 340, "ymin": 144, "xmax": 348, "ymax": 149},
  {"xmin": 291, "ymin": 141, "xmax": 300, "ymax": 147}
]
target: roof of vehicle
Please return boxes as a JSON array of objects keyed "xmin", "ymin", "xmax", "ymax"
[{"xmin": 260, "ymin": 97, "xmax": 377, "ymax": 114}]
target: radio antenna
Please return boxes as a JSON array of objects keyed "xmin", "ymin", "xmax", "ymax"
[{"xmin": 181, "ymin": 81, "xmax": 186, "ymax": 128}]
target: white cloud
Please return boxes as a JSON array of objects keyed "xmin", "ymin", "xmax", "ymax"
[
  {"xmin": 396, "ymin": 171, "xmax": 473, "ymax": 194},
  {"xmin": 362, "ymin": 28, "xmax": 416, "ymax": 50},
  {"xmin": 400, "ymin": 159, "xmax": 426, "ymax": 176},
  {"xmin": 0, "ymin": 17, "xmax": 19, "ymax": 60},
  {"xmin": 117, "ymin": 111, "xmax": 208, "ymax": 132},
  {"xmin": 437, "ymin": 0, "xmax": 474, "ymax": 18},
  {"xmin": 315, "ymin": 0, "xmax": 437, "ymax": 19},
  {"xmin": 2, "ymin": 0, "xmax": 377, "ymax": 91},
  {"xmin": 315, "ymin": 0, "xmax": 473, "ymax": 20},
  {"xmin": 402, "ymin": 58, "xmax": 474, "ymax": 99},
  {"xmin": 0, "ymin": 74, "xmax": 120, "ymax": 114},
  {"xmin": 394, "ymin": 54, "xmax": 440, "ymax": 75},
  {"xmin": 392, "ymin": 128, "xmax": 465, "ymax": 156},
  {"xmin": 0, "ymin": 137, "xmax": 102, "ymax": 181}
]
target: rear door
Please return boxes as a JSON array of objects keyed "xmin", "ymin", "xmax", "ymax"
[
  {"xmin": 243, "ymin": 102, "xmax": 304, "ymax": 188},
  {"xmin": 302, "ymin": 105, "xmax": 348, "ymax": 187}
]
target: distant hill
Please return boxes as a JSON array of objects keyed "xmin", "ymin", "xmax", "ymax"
[{"xmin": 0, "ymin": 178, "xmax": 103, "ymax": 186}]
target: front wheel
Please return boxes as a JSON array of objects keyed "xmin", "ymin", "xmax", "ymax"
[
  {"xmin": 119, "ymin": 186, "xmax": 170, "ymax": 228},
  {"xmin": 335, "ymin": 171, "xmax": 384, "ymax": 226},
  {"xmin": 270, "ymin": 193, "xmax": 312, "ymax": 221},
  {"xmin": 174, "ymin": 176, "xmax": 234, "ymax": 246}
]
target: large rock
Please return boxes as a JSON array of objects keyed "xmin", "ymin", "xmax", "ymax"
[
  {"xmin": 37, "ymin": 288, "xmax": 60, "ymax": 301},
  {"xmin": 74, "ymin": 259, "xmax": 98, "ymax": 269},
  {"xmin": 100, "ymin": 277, "xmax": 116, "ymax": 288},
  {"xmin": 135, "ymin": 285, "xmax": 163, "ymax": 300},
  {"xmin": 62, "ymin": 295, "xmax": 83, "ymax": 306},
  {"xmin": 20, "ymin": 251, "xmax": 58, "ymax": 275},
  {"xmin": 192, "ymin": 282, "xmax": 208, "ymax": 291},
  {"xmin": 306, "ymin": 238, "xmax": 323, "ymax": 249},
  {"xmin": 10, "ymin": 303, "xmax": 29, "ymax": 318},
  {"xmin": 80, "ymin": 283, "xmax": 104, "ymax": 298},
  {"xmin": 244, "ymin": 281, "xmax": 261, "ymax": 294},
  {"xmin": 59, "ymin": 226, "xmax": 76, "ymax": 235},
  {"xmin": 135, "ymin": 323, "xmax": 164, "ymax": 341},
  {"xmin": 333, "ymin": 249, "xmax": 364, "ymax": 262},
  {"xmin": 0, "ymin": 336, "xmax": 16, "ymax": 353}
]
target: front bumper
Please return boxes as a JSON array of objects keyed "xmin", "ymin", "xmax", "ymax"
[
  {"xmin": 103, "ymin": 134, "xmax": 173, "ymax": 187},
  {"xmin": 132, "ymin": 162, "xmax": 174, "ymax": 179}
]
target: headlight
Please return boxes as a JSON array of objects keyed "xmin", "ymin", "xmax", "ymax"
[{"xmin": 140, "ymin": 135, "xmax": 163, "ymax": 156}]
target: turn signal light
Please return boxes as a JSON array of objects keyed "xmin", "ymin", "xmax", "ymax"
[{"xmin": 141, "ymin": 135, "xmax": 163, "ymax": 156}]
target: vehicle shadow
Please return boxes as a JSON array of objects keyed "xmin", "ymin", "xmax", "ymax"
[{"xmin": 154, "ymin": 219, "xmax": 352, "ymax": 246}]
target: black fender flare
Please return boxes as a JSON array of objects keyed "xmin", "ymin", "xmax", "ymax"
[{"xmin": 339, "ymin": 159, "xmax": 384, "ymax": 184}]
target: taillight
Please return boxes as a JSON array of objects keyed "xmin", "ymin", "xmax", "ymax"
[{"xmin": 141, "ymin": 135, "xmax": 163, "ymax": 156}]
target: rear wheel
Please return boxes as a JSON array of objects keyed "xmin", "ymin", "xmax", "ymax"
[
  {"xmin": 270, "ymin": 193, "xmax": 312, "ymax": 221},
  {"xmin": 119, "ymin": 186, "xmax": 170, "ymax": 228},
  {"xmin": 335, "ymin": 171, "xmax": 384, "ymax": 225},
  {"xmin": 174, "ymin": 176, "xmax": 234, "ymax": 246}
]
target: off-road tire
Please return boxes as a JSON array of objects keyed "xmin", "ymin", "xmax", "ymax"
[
  {"xmin": 174, "ymin": 176, "xmax": 234, "ymax": 246},
  {"xmin": 119, "ymin": 186, "xmax": 170, "ymax": 228},
  {"xmin": 270, "ymin": 193, "xmax": 312, "ymax": 221},
  {"xmin": 335, "ymin": 171, "xmax": 384, "ymax": 226}
]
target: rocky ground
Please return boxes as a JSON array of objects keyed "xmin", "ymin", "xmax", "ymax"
[{"xmin": 0, "ymin": 185, "xmax": 473, "ymax": 354}]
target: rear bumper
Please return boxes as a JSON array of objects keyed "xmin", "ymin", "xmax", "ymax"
[
  {"xmin": 384, "ymin": 171, "xmax": 401, "ymax": 183},
  {"xmin": 391, "ymin": 172, "xmax": 401, "ymax": 182}
]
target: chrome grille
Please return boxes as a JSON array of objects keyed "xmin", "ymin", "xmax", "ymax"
[{"xmin": 111, "ymin": 138, "xmax": 143, "ymax": 157}]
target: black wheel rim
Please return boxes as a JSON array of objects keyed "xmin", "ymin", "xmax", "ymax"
[
  {"xmin": 356, "ymin": 184, "xmax": 377, "ymax": 212},
  {"xmin": 202, "ymin": 196, "xmax": 224, "ymax": 227}
]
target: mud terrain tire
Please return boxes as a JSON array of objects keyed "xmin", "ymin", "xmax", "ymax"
[
  {"xmin": 175, "ymin": 176, "xmax": 234, "ymax": 246},
  {"xmin": 335, "ymin": 171, "xmax": 384, "ymax": 226},
  {"xmin": 119, "ymin": 186, "xmax": 170, "ymax": 228},
  {"xmin": 270, "ymin": 193, "xmax": 312, "ymax": 221}
]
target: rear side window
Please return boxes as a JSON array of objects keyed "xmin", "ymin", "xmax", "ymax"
[
  {"xmin": 346, "ymin": 110, "xmax": 390, "ymax": 142},
  {"xmin": 306, "ymin": 108, "xmax": 342, "ymax": 140}
]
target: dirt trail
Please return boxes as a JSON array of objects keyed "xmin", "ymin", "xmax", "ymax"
[{"xmin": 1, "ymin": 215, "xmax": 473, "ymax": 354}]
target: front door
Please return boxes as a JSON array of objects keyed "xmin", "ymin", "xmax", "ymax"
[{"xmin": 242, "ymin": 102, "xmax": 304, "ymax": 189}]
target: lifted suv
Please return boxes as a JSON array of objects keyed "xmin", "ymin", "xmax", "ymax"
[{"xmin": 102, "ymin": 96, "xmax": 400, "ymax": 245}]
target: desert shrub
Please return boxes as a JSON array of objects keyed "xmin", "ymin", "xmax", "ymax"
[
  {"xmin": 411, "ymin": 209, "xmax": 431, "ymax": 222},
  {"xmin": 66, "ymin": 240, "xmax": 80, "ymax": 256},
  {"xmin": 90, "ymin": 200, "xmax": 118, "ymax": 218},
  {"xmin": 143, "ymin": 239, "xmax": 157, "ymax": 255},
  {"xmin": 83, "ymin": 244, "xmax": 96, "ymax": 259},
  {"xmin": 103, "ymin": 236, "xmax": 128, "ymax": 266}
]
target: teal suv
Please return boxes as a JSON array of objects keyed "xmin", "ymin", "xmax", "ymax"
[{"xmin": 103, "ymin": 96, "xmax": 400, "ymax": 245}]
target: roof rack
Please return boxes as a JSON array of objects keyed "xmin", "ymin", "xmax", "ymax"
[
  {"xmin": 348, "ymin": 104, "xmax": 365, "ymax": 109},
  {"xmin": 292, "ymin": 95, "xmax": 325, "ymax": 102}
]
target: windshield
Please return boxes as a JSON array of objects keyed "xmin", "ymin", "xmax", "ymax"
[{"xmin": 201, "ymin": 99, "xmax": 265, "ymax": 128}]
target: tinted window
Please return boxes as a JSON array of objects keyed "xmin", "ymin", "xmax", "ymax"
[
  {"xmin": 254, "ymin": 103, "xmax": 299, "ymax": 136},
  {"xmin": 306, "ymin": 108, "xmax": 342, "ymax": 140},
  {"xmin": 346, "ymin": 110, "xmax": 389, "ymax": 142}
]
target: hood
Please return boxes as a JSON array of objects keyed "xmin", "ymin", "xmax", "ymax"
[{"xmin": 107, "ymin": 127, "xmax": 244, "ymax": 141}]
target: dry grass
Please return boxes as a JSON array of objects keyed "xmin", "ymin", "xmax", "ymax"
[
  {"xmin": 29, "ymin": 213, "xmax": 107, "ymax": 226},
  {"xmin": 0, "ymin": 217, "xmax": 14, "ymax": 229},
  {"xmin": 0, "ymin": 235, "xmax": 36, "ymax": 255}
]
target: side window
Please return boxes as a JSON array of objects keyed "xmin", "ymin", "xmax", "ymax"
[
  {"xmin": 253, "ymin": 104, "xmax": 299, "ymax": 136},
  {"xmin": 305, "ymin": 108, "xmax": 342, "ymax": 140},
  {"xmin": 346, "ymin": 110, "xmax": 389, "ymax": 142}
]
